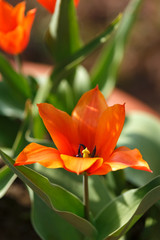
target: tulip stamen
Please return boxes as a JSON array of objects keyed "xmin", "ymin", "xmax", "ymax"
[{"xmin": 91, "ymin": 146, "xmax": 96, "ymax": 157}]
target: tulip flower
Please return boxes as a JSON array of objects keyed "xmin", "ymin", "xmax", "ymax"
[
  {"xmin": 15, "ymin": 87, "xmax": 152, "ymax": 175},
  {"xmin": 0, "ymin": 1, "xmax": 36, "ymax": 55},
  {"xmin": 37, "ymin": 0, "xmax": 79, "ymax": 14}
]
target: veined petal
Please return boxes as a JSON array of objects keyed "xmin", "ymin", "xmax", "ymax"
[
  {"xmin": 72, "ymin": 86, "xmax": 108, "ymax": 152},
  {"xmin": 95, "ymin": 104, "xmax": 125, "ymax": 160},
  {"xmin": 61, "ymin": 154, "xmax": 103, "ymax": 175},
  {"xmin": 106, "ymin": 146, "xmax": 152, "ymax": 172},
  {"xmin": 14, "ymin": 143, "xmax": 63, "ymax": 168},
  {"xmin": 38, "ymin": 103, "xmax": 79, "ymax": 155}
]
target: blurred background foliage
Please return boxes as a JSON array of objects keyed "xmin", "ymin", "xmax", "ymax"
[{"xmin": 10, "ymin": 0, "xmax": 160, "ymax": 113}]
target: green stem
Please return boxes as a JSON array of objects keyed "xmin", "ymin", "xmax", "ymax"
[
  {"xmin": 14, "ymin": 54, "xmax": 22, "ymax": 74},
  {"xmin": 83, "ymin": 173, "xmax": 89, "ymax": 220}
]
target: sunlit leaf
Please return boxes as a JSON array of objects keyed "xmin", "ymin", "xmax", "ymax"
[
  {"xmin": 95, "ymin": 176, "xmax": 160, "ymax": 240},
  {"xmin": 0, "ymin": 165, "xmax": 16, "ymax": 198}
]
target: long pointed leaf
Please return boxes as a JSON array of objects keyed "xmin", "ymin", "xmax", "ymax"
[
  {"xmin": 47, "ymin": 0, "xmax": 81, "ymax": 64},
  {"xmin": 91, "ymin": 0, "xmax": 143, "ymax": 97},
  {"xmin": 50, "ymin": 15, "xmax": 121, "ymax": 88},
  {"xmin": 0, "ymin": 165, "xmax": 16, "ymax": 198},
  {"xmin": 95, "ymin": 176, "xmax": 160, "ymax": 240},
  {"xmin": 0, "ymin": 53, "xmax": 31, "ymax": 99},
  {"xmin": 32, "ymin": 193, "xmax": 83, "ymax": 240},
  {"xmin": 33, "ymin": 165, "xmax": 113, "ymax": 217},
  {"xmin": 0, "ymin": 150, "xmax": 97, "ymax": 238}
]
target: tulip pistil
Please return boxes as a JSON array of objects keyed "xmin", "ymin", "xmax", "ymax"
[
  {"xmin": 76, "ymin": 144, "xmax": 96, "ymax": 158},
  {"xmin": 82, "ymin": 148, "xmax": 90, "ymax": 158}
]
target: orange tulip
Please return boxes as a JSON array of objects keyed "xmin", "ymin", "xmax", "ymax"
[
  {"xmin": 0, "ymin": 1, "xmax": 36, "ymax": 55},
  {"xmin": 37, "ymin": 0, "xmax": 79, "ymax": 14},
  {"xmin": 15, "ymin": 87, "xmax": 152, "ymax": 175}
]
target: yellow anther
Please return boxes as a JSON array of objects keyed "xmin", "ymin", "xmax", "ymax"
[{"xmin": 82, "ymin": 148, "xmax": 90, "ymax": 158}]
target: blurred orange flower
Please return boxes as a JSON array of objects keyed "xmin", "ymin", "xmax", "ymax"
[
  {"xmin": 37, "ymin": 0, "xmax": 79, "ymax": 13},
  {"xmin": 0, "ymin": 0, "xmax": 36, "ymax": 55},
  {"xmin": 15, "ymin": 87, "xmax": 152, "ymax": 175}
]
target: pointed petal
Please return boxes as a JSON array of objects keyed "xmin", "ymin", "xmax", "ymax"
[
  {"xmin": 74, "ymin": 0, "xmax": 80, "ymax": 7},
  {"xmin": 38, "ymin": 103, "xmax": 79, "ymax": 155},
  {"xmin": 95, "ymin": 104, "xmax": 125, "ymax": 160},
  {"xmin": 107, "ymin": 146, "xmax": 152, "ymax": 172},
  {"xmin": 61, "ymin": 154, "xmax": 103, "ymax": 175},
  {"xmin": 0, "ymin": 1, "xmax": 35, "ymax": 54},
  {"xmin": 37, "ymin": 0, "xmax": 79, "ymax": 13},
  {"xmin": 88, "ymin": 163, "xmax": 111, "ymax": 176},
  {"xmin": 13, "ymin": 1, "xmax": 25, "ymax": 24},
  {"xmin": 72, "ymin": 86, "xmax": 108, "ymax": 152},
  {"xmin": 14, "ymin": 143, "xmax": 63, "ymax": 169},
  {"xmin": 0, "ymin": 0, "xmax": 13, "ymax": 32},
  {"xmin": 37, "ymin": 0, "xmax": 56, "ymax": 13}
]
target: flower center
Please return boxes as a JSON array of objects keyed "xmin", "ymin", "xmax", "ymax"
[
  {"xmin": 76, "ymin": 144, "xmax": 96, "ymax": 158},
  {"xmin": 82, "ymin": 148, "xmax": 90, "ymax": 158}
]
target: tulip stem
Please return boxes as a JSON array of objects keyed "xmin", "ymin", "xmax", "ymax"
[
  {"xmin": 83, "ymin": 173, "xmax": 89, "ymax": 220},
  {"xmin": 15, "ymin": 54, "xmax": 22, "ymax": 74}
]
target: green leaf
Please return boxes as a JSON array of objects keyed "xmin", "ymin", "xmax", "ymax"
[
  {"xmin": 46, "ymin": 0, "xmax": 81, "ymax": 64},
  {"xmin": 50, "ymin": 14, "xmax": 121, "ymax": 89},
  {"xmin": 95, "ymin": 176, "xmax": 160, "ymax": 240},
  {"xmin": 117, "ymin": 112, "xmax": 160, "ymax": 186},
  {"xmin": 0, "ymin": 165, "xmax": 16, "ymax": 198},
  {"xmin": 0, "ymin": 53, "xmax": 31, "ymax": 99},
  {"xmin": 0, "ymin": 150, "xmax": 97, "ymax": 238},
  {"xmin": 12, "ymin": 101, "xmax": 32, "ymax": 157},
  {"xmin": 33, "ymin": 165, "xmax": 113, "ymax": 217},
  {"xmin": 0, "ymin": 115, "xmax": 20, "ymax": 148},
  {"xmin": 49, "ymin": 66, "xmax": 90, "ymax": 114},
  {"xmin": 32, "ymin": 193, "xmax": 83, "ymax": 240},
  {"xmin": 73, "ymin": 65, "xmax": 91, "ymax": 104},
  {"xmin": 91, "ymin": 0, "xmax": 143, "ymax": 97},
  {"xmin": 0, "ymin": 81, "xmax": 24, "ymax": 118}
]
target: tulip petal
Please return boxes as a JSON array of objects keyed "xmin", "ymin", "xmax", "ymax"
[
  {"xmin": 14, "ymin": 143, "xmax": 63, "ymax": 168},
  {"xmin": 37, "ymin": 0, "xmax": 79, "ymax": 13},
  {"xmin": 38, "ymin": 103, "xmax": 79, "ymax": 156},
  {"xmin": 61, "ymin": 154, "xmax": 103, "ymax": 175},
  {"xmin": 13, "ymin": 1, "xmax": 25, "ymax": 24},
  {"xmin": 37, "ymin": 0, "xmax": 56, "ymax": 13},
  {"xmin": 95, "ymin": 104, "xmax": 125, "ymax": 160},
  {"xmin": 88, "ymin": 163, "xmax": 111, "ymax": 176},
  {"xmin": 0, "ymin": 0, "xmax": 14, "ymax": 32},
  {"xmin": 72, "ymin": 87, "xmax": 108, "ymax": 152},
  {"xmin": 107, "ymin": 146, "xmax": 152, "ymax": 172},
  {"xmin": 0, "ymin": 1, "xmax": 35, "ymax": 54}
]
